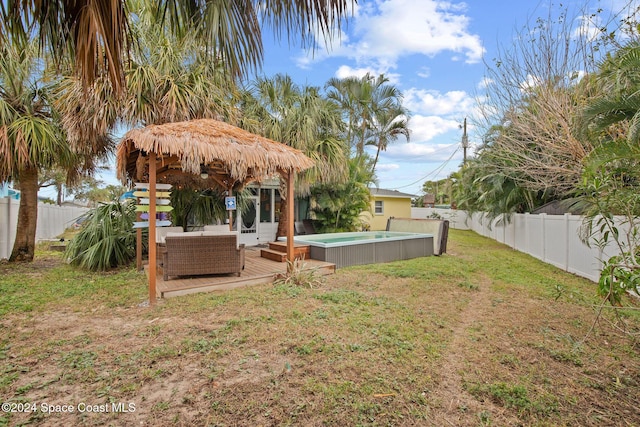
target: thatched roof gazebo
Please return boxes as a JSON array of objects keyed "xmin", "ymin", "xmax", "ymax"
[
  {"xmin": 116, "ymin": 118, "xmax": 314, "ymax": 304},
  {"xmin": 117, "ymin": 118, "xmax": 314, "ymax": 189}
]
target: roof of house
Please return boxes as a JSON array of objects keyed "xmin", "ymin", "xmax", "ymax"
[
  {"xmin": 369, "ymin": 188, "xmax": 417, "ymax": 199},
  {"xmin": 531, "ymin": 200, "xmax": 585, "ymax": 215}
]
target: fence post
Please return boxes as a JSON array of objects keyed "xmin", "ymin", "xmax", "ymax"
[
  {"xmin": 2, "ymin": 199, "xmax": 9, "ymax": 259},
  {"xmin": 502, "ymin": 215, "xmax": 506, "ymax": 245},
  {"xmin": 564, "ymin": 213, "xmax": 570, "ymax": 272},
  {"xmin": 512, "ymin": 214, "xmax": 516, "ymax": 249},
  {"xmin": 524, "ymin": 213, "xmax": 530, "ymax": 256},
  {"xmin": 541, "ymin": 213, "xmax": 546, "ymax": 262}
]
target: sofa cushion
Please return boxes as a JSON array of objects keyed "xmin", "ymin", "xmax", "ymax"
[
  {"xmin": 201, "ymin": 230, "xmax": 239, "ymax": 248},
  {"xmin": 167, "ymin": 231, "xmax": 202, "ymax": 238},
  {"xmin": 156, "ymin": 226, "xmax": 184, "ymax": 244},
  {"xmin": 204, "ymin": 224, "xmax": 231, "ymax": 233},
  {"xmin": 164, "ymin": 230, "xmax": 240, "ymax": 248},
  {"xmin": 201, "ymin": 230, "xmax": 236, "ymax": 236}
]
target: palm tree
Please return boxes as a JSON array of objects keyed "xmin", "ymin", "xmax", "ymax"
[
  {"xmin": 455, "ymin": 153, "xmax": 540, "ymax": 226},
  {"xmin": 368, "ymin": 103, "xmax": 410, "ymax": 173},
  {"xmin": 311, "ymin": 156, "xmax": 375, "ymax": 232},
  {"xmin": 53, "ymin": 0, "xmax": 244, "ymax": 236},
  {"xmin": 55, "ymin": 0, "xmax": 239, "ymax": 141},
  {"xmin": 1, "ymin": 0, "xmax": 354, "ymax": 92},
  {"xmin": 582, "ymin": 42, "xmax": 640, "ymax": 145},
  {"xmin": 122, "ymin": 0, "xmax": 239, "ymax": 125},
  {"xmin": 0, "ymin": 38, "xmax": 86, "ymax": 261},
  {"xmin": 241, "ymin": 74, "xmax": 347, "ymax": 237},
  {"xmin": 325, "ymin": 75, "xmax": 368, "ymax": 154},
  {"xmin": 325, "ymin": 73, "xmax": 408, "ymax": 165}
]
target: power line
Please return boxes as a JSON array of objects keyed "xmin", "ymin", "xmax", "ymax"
[
  {"xmin": 373, "ymin": 141, "xmax": 457, "ymax": 162},
  {"xmin": 393, "ymin": 146, "xmax": 460, "ymax": 190}
]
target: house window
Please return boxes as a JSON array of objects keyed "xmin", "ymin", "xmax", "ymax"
[{"xmin": 374, "ymin": 200, "xmax": 384, "ymax": 215}]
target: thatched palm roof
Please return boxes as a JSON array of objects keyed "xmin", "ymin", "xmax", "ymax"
[{"xmin": 116, "ymin": 118, "xmax": 314, "ymax": 189}]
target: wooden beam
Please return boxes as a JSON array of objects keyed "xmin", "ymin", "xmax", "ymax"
[
  {"xmin": 228, "ymin": 185, "xmax": 234, "ymax": 232},
  {"xmin": 156, "ymin": 155, "xmax": 181, "ymax": 173},
  {"xmin": 136, "ymin": 211, "xmax": 142, "ymax": 271},
  {"xmin": 148, "ymin": 153, "xmax": 157, "ymax": 306},
  {"xmin": 287, "ymin": 170, "xmax": 295, "ymax": 272}
]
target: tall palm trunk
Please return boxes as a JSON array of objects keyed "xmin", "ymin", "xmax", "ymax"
[
  {"xmin": 10, "ymin": 166, "xmax": 39, "ymax": 262},
  {"xmin": 372, "ymin": 145, "xmax": 382, "ymax": 172}
]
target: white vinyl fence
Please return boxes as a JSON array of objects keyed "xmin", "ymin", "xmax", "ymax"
[
  {"xmin": 412, "ymin": 208, "xmax": 625, "ymax": 282},
  {"xmin": 0, "ymin": 197, "xmax": 89, "ymax": 260}
]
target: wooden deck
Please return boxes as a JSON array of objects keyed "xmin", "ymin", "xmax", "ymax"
[{"xmin": 150, "ymin": 247, "xmax": 336, "ymax": 298}]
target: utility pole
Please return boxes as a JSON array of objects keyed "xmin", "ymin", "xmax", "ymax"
[{"xmin": 461, "ymin": 117, "xmax": 469, "ymax": 166}]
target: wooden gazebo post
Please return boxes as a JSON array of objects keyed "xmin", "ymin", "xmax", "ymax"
[
  {"xmin": 148, "ymin": 152, "xmax": 157, "ymax": 306},
  {"xmin": 286, "ymin": 170, "xmax": 295, "ymax": 272},
  {"xmin": 228, "ymin": 184, "xmax": 234, "ymax": 232},
  {"xmin": 136, "ymin": 211, "xmax": 142, "ymax": 271}
]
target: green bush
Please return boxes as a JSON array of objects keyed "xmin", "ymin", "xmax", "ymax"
[{"xmin": 65, "ymin": 200, "xmax": 147, "ymax": 271}]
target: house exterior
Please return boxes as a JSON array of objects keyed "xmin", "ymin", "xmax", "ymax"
[
  {"xmin": 229, "ymin": 178, "xmax": 309, "ymax": 246},
  {"xmin": 423, "ymin": 193, "xmax": 435, "ymax": 207},
  {"xmin": 0, "ymin": 183, "xmax": 19, "ymax": 199},
  {"xmin": 225, "ymin": 178, "xmax": 281, "ymax": 246},
  {"xmin": 361, "ymin": 188, "xmax": 416, "ymax": 231},
  {"xmin": 195, "ymin": 184, "xmax": 415, "ymax": 244}
]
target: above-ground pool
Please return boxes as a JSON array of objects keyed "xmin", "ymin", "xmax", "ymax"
[{"xmin": 283, "ymin": 231, "xmax": 434, "ymax": 268}]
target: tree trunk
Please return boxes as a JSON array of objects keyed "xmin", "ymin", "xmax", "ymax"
[
  {"xmin": 276, "ymin": 195, "xmax": 289, "ymax": 239},
  {"xmin": 56, "ymin": 183, "xmax": 63, "ymax": 206},
  {"xmin": 372, "ymin": 144, "xmax": 382, "ymax": 173},
  {"xmin": 10, "ymin": 166, "xmax": 39, "ymax": 262}
]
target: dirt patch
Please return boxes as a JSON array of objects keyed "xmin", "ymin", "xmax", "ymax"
[
  {"xmin": 427, "ymin": 273, "xmax": 520, "ymax": 426},
  {"xmin": 1, "ymin": 231, "xmax": 639, "ymax": 426},
  {"xmin": 0, "ymin": 254, "xmax": 61, "ymax": 274}
]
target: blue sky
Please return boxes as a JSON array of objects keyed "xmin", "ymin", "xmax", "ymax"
[
  {"xmin": 255, "ymin": 0, "xmax": 636, "ymax": 196},
  {"xmin": 52, "ymin": 0, "xmax": 634, "ymax": 202}
]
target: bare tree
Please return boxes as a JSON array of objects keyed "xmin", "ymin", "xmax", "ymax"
[{"xmin": 474, "ymin": 3, "xmax": 630, "ymax": 198}]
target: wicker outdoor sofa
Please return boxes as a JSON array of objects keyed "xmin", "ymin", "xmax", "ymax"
[{"xmin": 159, "ymin": 230, "xmax": 245, "ymax": 281}]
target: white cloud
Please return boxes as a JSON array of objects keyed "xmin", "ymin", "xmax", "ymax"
[
  {"xmin": 383, "ymin": 140, "xmax": 459, "ymax": 161},
  {"xmin": 404, "ymin": 89, "xmax": 475, "ymax": 116},
  {"xmin": 409, "ymin": 115, "xmax": 462, "ymax": 141},
  {"xmin": 296, "ymin": 0, "xmax": 484, "ymax": 72},
  {"xmin": 353, "ymin": 0, "xmax": 484, "ymax": 63},
  {"xmin": 375, "ymin": 163, "xmax": 400, "ymax": 172},
  {"xmin": 334, "ymin": 65, "xmax": 376, "ymax": 79},
  {"xmin": 607, "ymin": 0, "xmax": 640, "ymax": 14},
  {"xmin": 519, "ymin": 73, "xmax": 543, "ymax": 93},
  {"xmin": 477, "ymin": 76, "xmax": 493, "ymax": 90},
  {"xmin": 417, "ymin": 67, "xmax": 431, "ymax": 79},
  {"xmin": 572, "ymin": 14, "xmax": 603, "ymax": 41},
  {"xmin": 334, "ymin": 65, "xmax": 402, "ymax": 84},
  {"xmin": 294, "ymin": 27, "xmax": 352, "ymax": 69}
]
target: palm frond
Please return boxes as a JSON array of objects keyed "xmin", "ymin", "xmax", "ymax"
[{"xmin": 65, "ymin": 200, "xmax": 145, "ymax": 271}]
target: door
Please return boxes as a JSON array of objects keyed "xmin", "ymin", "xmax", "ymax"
[{"xmin": 238, "ymin": 196, "xmax": 259, "ymax": 246}]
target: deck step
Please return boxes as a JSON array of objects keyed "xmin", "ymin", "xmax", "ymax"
[
  {"xmin": 267, "ymin": 241, "xmax": 310, "ymax": 259},
  {"xmin": 260, "ymin": 248, "xmax": 287, "ymax": 262}
]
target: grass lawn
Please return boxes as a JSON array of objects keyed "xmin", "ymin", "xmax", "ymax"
[{"xmin": 0, "ymin": 229, "xmax": 638, "ymax": 426}]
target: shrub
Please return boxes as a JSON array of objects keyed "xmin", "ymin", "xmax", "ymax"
[{"xmin": 65, "ymin": 200, "xmax": 147, "ymax": 271}]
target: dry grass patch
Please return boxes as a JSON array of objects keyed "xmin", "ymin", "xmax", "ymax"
[{"xmin": 0, "ymin": 230, "xmax": 638, "ymax": 426}]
